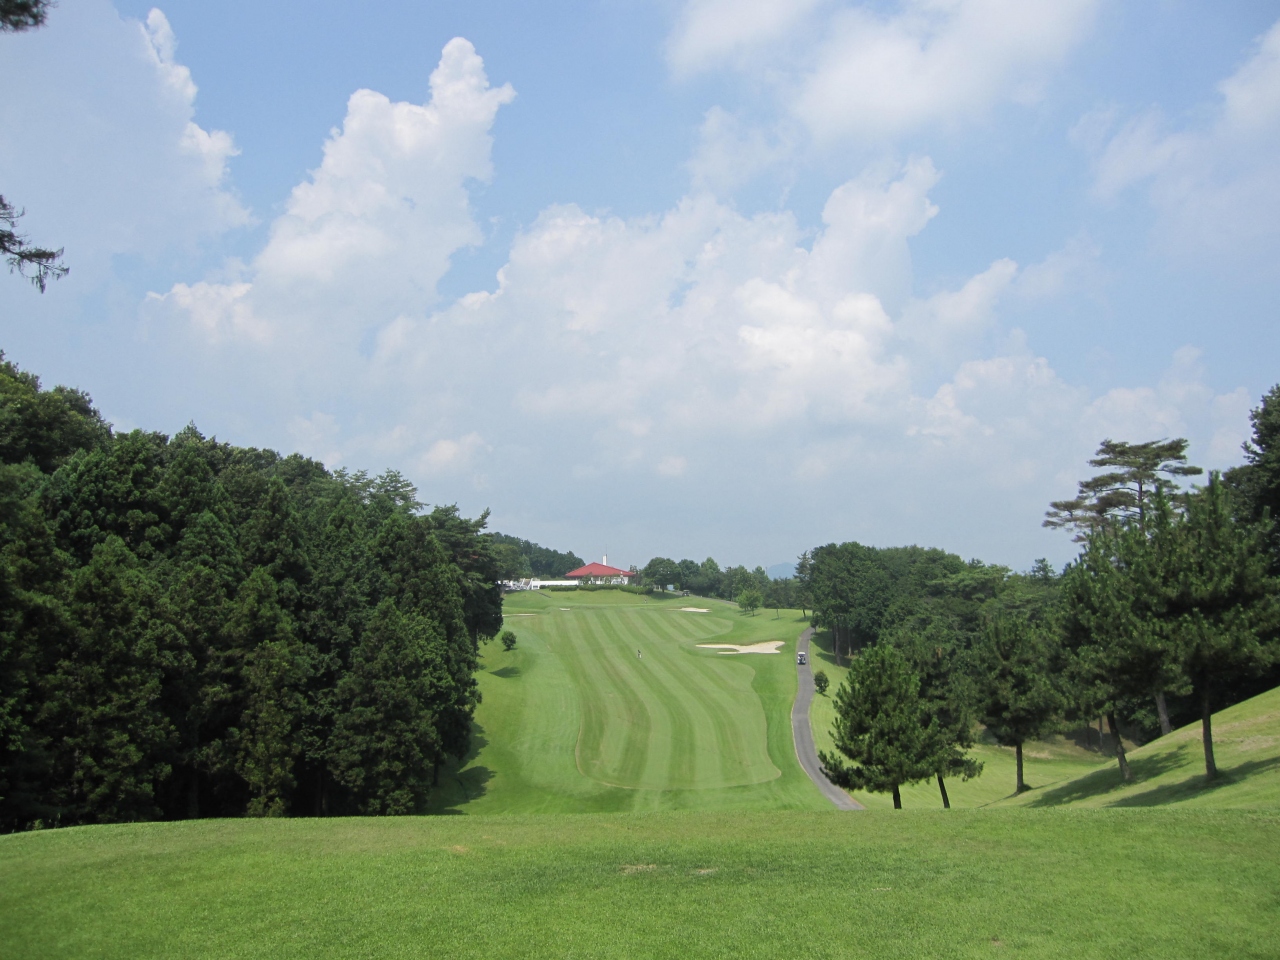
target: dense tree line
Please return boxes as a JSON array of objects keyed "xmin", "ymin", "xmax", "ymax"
[
  {"xmin": 815, "ymin": 392, "xmax": 1280, "ymax": 807},
  {"xmin": 636, "ymin": 555, "xmax": 804, "ymax": 611},
  {"xmin": 0, "ymin": 355, "xmax": 503, "ymax": 830},
  {"xmin": 489, "ymin": 534, "xmax": 583, "ymax": 579}
]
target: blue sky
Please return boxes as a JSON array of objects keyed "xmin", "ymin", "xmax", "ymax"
[{"xmin": 2, "ymin": 1, "xmax": 1279, "ymax": 572}]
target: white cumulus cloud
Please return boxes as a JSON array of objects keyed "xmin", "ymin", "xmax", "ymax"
[
  {"xmin": 0, "ymin": 2, "xmax": 248, "ymax": 286},
  {"xmin": 667, "ymin": 0, "xmax": 1099, "ymax": 143}
]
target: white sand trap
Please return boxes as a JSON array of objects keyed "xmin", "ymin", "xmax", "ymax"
[
  {"xmin": 505, "ymin": 613, "xmax": 538, "ymax": 617},
  {"xmin": 560, "ymin": 608, "xmax": 571, "ymax": 611},
  {"xmin": 680, "ymin": 607, "xmax": 710, "ymax": 613},
  {"xmin": 696, "ymin": 641, "xmax": 785, "ymax": 655}
]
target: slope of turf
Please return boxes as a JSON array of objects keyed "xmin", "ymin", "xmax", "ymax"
[
  {"xmin": 4, "ymin": 811, "xmax": 1278, "ymax": 959},
  {"xmin": 1000, "ymin": 684, "xmax": 1280, "ymax": 809},
  {"xmin": 805, "ymin": 630, "xmax": 1117, "ymax": 809},
  {"xmin": 430, "ymin": 591, "xmax": 828, "ymax": 813},
  {"xmin": 807, "ymin": 630, "xmax": 1280, "ymax": 810}
]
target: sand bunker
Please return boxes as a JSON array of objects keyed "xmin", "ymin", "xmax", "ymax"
[
  {"xmin": 505, "ymin": 613, "xmax": 538, "ymax": 617},
  {"xmin": 680, "ymin": 607, "xmax": 710, "ymax": 613},
  {"xmin": 696, "ymin": 641, "xmax": 785, "ymax": 655}
]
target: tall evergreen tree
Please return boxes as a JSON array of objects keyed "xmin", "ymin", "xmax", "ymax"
[
  {"xmin": 975, "ymin": 615, "xmax": 1062, "ymax": 794},
  {"xmin": 1045, "ymin": 438, "xmax": 1202, "ymax": 540},
  {"xmin": 1158, "ymin": 474, "xmax": 1280, "ymax": 779},
  {"xmin": 819, "ymin": 644, "xmax": 943, "ymax": 809}
]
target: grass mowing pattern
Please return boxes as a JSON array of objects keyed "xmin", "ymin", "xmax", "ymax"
[
  {"xmin": 4, "ymin": 811, "xmax": 1279, "ymax": 959},
  {"xmin": 433, "ymin": 591, "xmax": 829, "ymax": 813}
]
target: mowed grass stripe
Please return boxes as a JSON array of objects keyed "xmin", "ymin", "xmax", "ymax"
[
  {"xmin": 557, "ymin": 612, "xmax": 652, "ymax": 788},
  {"xmin": 594, "ymin": 610, "xmax": 695, "ymax": 789},
  {"xmin": 614, "ymin": 609, "xmax": 777, "ymax": 788},
  {"xmin": 652, "ymin": 607, "xmax": 729, "ymax": 642},
  {"xmin": 607, "ymin": 609, "xmax": 732, "ymax": 789}
]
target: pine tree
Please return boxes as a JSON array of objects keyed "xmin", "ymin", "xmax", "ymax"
[
  {"xmin": 819, "ymin": 644, "xmax": 942, "ymax": 809},
  {"xmin": 1045, "ymin": 438, "xmax": 1202, "ymax": 540},
  {"xmin": 976, "ymin": 615, "xmax": 1062, "ymax": 794},
  {"xmin": 1158, "ymin": 474, "xmax": 1279, "ymax": 779}
]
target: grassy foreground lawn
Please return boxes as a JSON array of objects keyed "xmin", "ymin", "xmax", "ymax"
[
  {"xmin": 4, "ymin": 810, "xmax": 1278, "ymax": 959},
  {"xmin": 431, "ymin": 590, "xmax": 827, "ymax": 813}
]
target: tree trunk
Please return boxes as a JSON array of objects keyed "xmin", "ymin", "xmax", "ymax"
[
  {"xmin": 433, "ymin": 760, "xmax": 440, "ymax": 787},
  {"xmin": 892, "ymin": 784, "xmax": 902, "ymax": 809},
  {"xmin": 937, "ymin": 773, "xmax": 950, "ymax": 809},
  {"xmin": 1201, "ymin": 692, "xmax": 1218, "ymax": 780},
  {"xmin": 1015, "ymin": 742, "xmax": 1025, "ymax": 793},
  {"xmin": 1107, "ymin": 712, "xmax": 1132, "ymax": 781},
  {"xmin": 1154, "ymin": 691, "xmax": 1172, "ymax": 737},
  {"xmin": 187, "ymin": 774, "xmax": 199, "ymax": 820}
]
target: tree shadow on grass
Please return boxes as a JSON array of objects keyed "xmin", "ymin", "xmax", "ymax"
[
  {"xmin": 489, "ymin": 665, "xmax": 521, "ymax": 678},
  {"xmin": 427, "ymin": 723, "xmax": 494, "ymax": 813},
  {"xmin": 1023, "ymin": 745, "xmax": 1194, "ymax": 807},
  {"xmin": 809, "ymin": 630, "xmax": 840, "ymax": 668},
  {"xmin": 1107, "ymin": 755, "xmax": 1280, "ymax": 807}
]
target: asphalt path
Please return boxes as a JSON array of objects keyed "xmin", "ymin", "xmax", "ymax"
[{"xmin": 791, "ymin": 627, "xmax": 863, "ymax": 810}]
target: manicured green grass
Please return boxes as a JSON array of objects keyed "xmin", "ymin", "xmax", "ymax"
[
  {"xmin": 4, "ymin": 810, "xmax": 1279, "ymax": 959},
  {"xmin": 430, "ymin": 591, "xmax": 828, "ymax": 812},
  {"xmin": 1000, "ymin": 685, "xmax": 1280, "ymax": 810}
]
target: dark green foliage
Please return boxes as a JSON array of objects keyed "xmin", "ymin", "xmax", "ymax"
[
  {"xmin": 812, "ymin": 669, "xmax": 829, "ymax": 696},
  {"xmin": 0, "ymin": 354, "xmax": 108, "ymax": 472},
  {"xmin": 976, "ymin": 615, "xmax": 1063, "ymax": 794},
  {"xmin": 0, "ymin": 357, "xmax": 501, "ymax": 829},
  {"xmin": 1045, "ymin": 438, "xmax": 1201, "ymax": 541},
  {"xmin": 736, "ymin": 587, "xmax": 762, "ymax": 616},
  {"xmin": 1225, "ymin": 383, "xmax": 1280, "ymax": 562},
  {"xmin": 500, "ymin": 630, "xmax": 517, "ymax": 652},
  {"xmin": 1159, "ymin": 474, "xmax": 1280, "ymax": 778},
  {"xmin": 490, "ymin": 534, "xmax": 583, "ymax": 579},
  {"xmin": 328, "ymin": 602, "xmax": 447, "ymax": 815},
  {"xmin": 819, "ymin": 645, "xmax": 943, "ymax": 808},
  {"xmin": 0, "ymin": 1, "xmax": 50, "ymax": 31}
]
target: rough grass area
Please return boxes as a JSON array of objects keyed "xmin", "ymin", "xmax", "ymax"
[
  {"xmin": 1000, "ymin": 685, "xmax": 1280, "ymax": 809},
  {"xmin": 429, "ymin": 591, "xmax": 827, "ymax": 812},
  {"xmin": 3, "ymin": 811, "xmax": 1278, "ymax": 959}
]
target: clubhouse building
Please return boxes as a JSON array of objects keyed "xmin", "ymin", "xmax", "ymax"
[{"xmin": 563, "ymin": 561, "xmax": 634, "ymax": 585}]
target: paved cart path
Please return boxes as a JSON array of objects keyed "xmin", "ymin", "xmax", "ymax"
[{"xmin": 791, "ymin": 627, "xmax": 863, "ymax": 810}]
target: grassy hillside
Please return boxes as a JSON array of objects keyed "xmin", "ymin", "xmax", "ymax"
[
  {"xmin": 429, "ymin": 590, "xmax": 828, "ymax": 812},
  {"xmin": 1000, "ymin": 684, "xmax": 1280, "ymax": 809},
  {"xmin": 806, "ymin": 630, "xmax": 1118, "ymax": 809},
  {"xmin": 4, "ymin": 811, "xmax": 1278, "ymax": 959},
  {"xmin": 808, "ymin": 630, "xmax": 1280, "ymax": 811}
]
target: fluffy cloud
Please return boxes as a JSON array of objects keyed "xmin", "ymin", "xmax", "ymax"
[
  {"xmin": 1081, "ymin": 18, "xmax": 1280, "ymax": 256},
  {"xmin": 0, "ymin": 3, "xmax": 247, "ymax": 285},
  {"xmin": 151, "ymin": 37, "xmax": 514, "ymax": 350},
  {"xmin": 667, "ymin": 0, "xmax": 1099, "ymax": 142},
  {"xmin": 145, "ymin": 35, "xmax": 1248, "ymax": 568}
]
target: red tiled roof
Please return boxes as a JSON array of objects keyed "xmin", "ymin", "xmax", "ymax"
[{"xmin": 565, "ymin": 562, "xmax": 632, "ymax": 578}]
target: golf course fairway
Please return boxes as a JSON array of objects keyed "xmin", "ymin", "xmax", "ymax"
[{"xmin": 431, "ymin": 590, "xmax": 830, "ymax": 813}]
